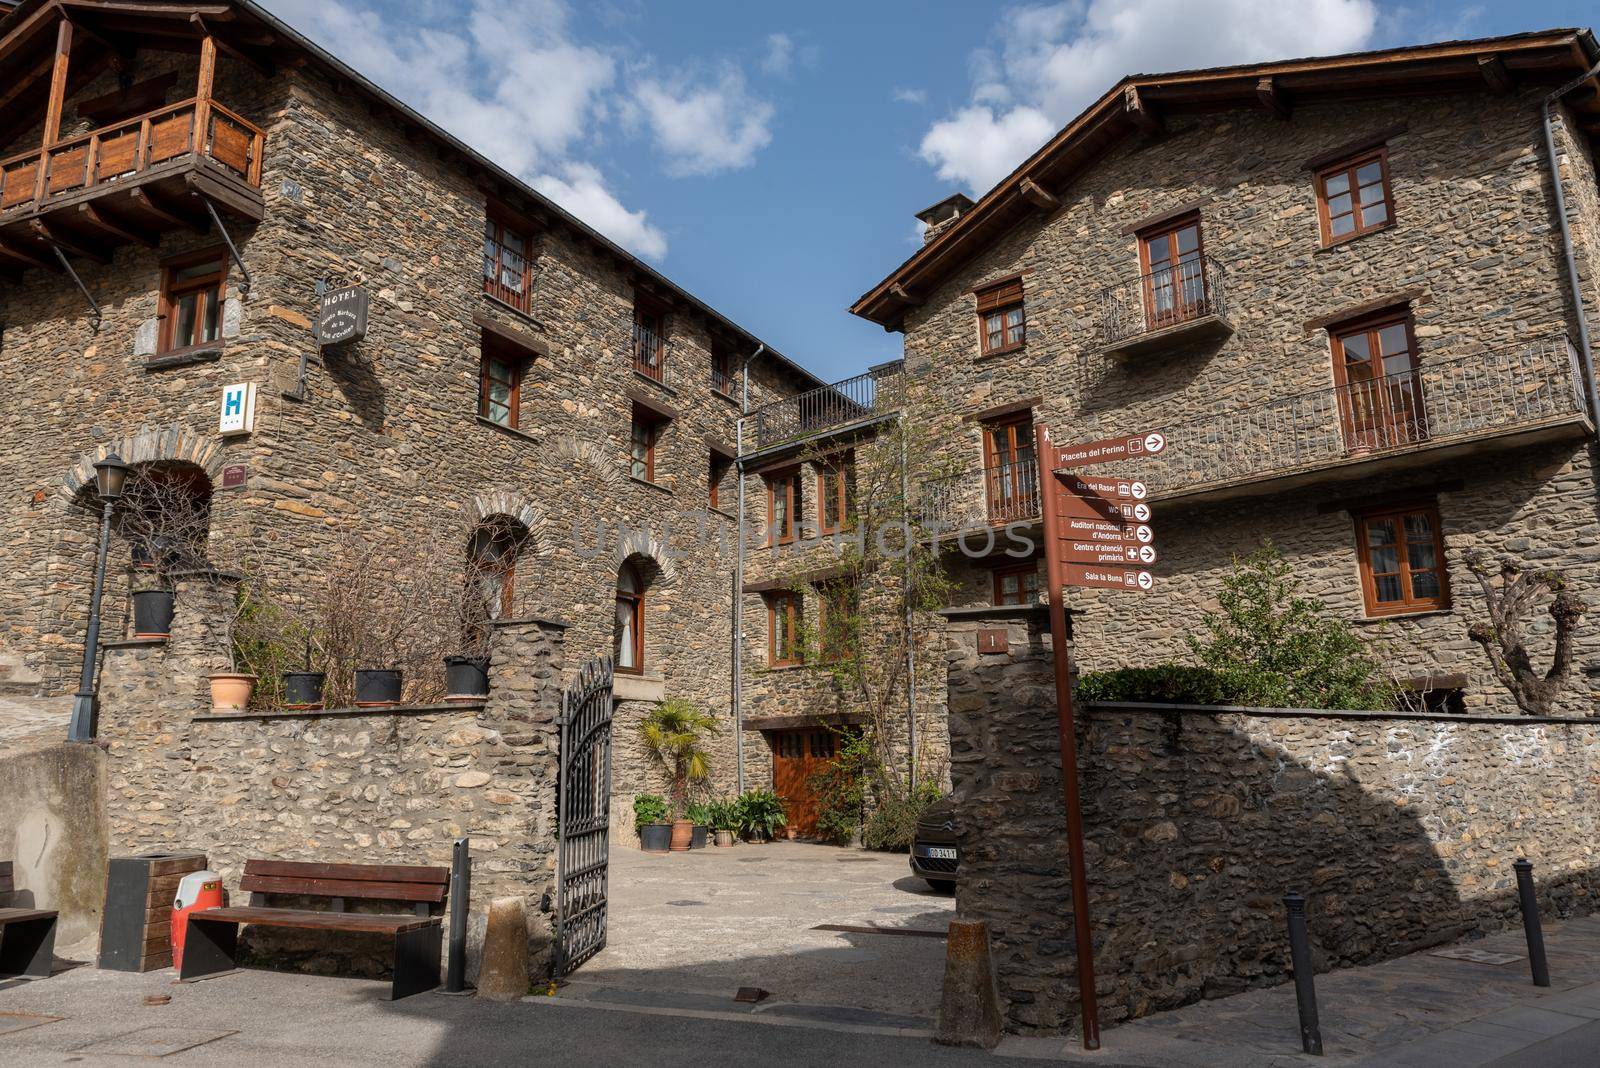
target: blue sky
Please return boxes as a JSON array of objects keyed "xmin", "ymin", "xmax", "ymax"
[{"xmin": 260, "ymin": 0, "xmax": 1596, "ymax": 382}]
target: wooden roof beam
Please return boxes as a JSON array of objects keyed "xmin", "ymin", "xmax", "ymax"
[
  {"xmin": 1477, "ymin": 54, "xmax": 1514, "ymax": 94},
  {"xmin": 77, "ymin": 203, "xmax": 156, "ymax": 247},
  {"xmin": 57, "ymin": 1, "xmax": 234, "ymax": 19},
  {"xmin": 130, "ymin": 186, "xmax": 208, "ymax": 232},
  {"xmin": 0, "ymin": 238, "xmax": 57, "ymax": 272},
  {"xmin": 30, "ymin": 218, "xmax": 110, "ymax": 263},
  {"xmin": 1124, "ymin": 85, "xmax": 1163, "ymax": 135},
  {"xmin": 192, "ymin": 14, "xmax": 274, "ymax": 77},
  {"xmin": 1256, "ymin": 76, "xmax": 1292, "ymax": 119},
  {"xmin": 1019, "ymin": 177, "xmax": 1060, "ymax": 211}
]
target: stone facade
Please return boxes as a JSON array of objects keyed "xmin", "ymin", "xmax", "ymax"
[
  {"xmin": 944, "ymin": 610, "xmax": 1600, "ymax": 1035},
  {"xmin": 892, "ymin": 85, "xmax": 1600, "ymax": 717}
]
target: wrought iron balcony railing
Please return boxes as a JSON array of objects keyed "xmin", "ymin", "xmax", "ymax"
[
  {"xmin": 633, "ymin": 323, "xmax": 665, "ymax": 381},
  {"xmin": 918, "ymin": 457, "xmax": 1041, "ymax": 530},
  {"xmin": 745, "ymin": 363, "xmax": 904, "ymax": 452},
  {"xmin": 1115, "ymin": 337, "xmax": 1589, "ymax": 498},
  {"xmin": 711, "ymin": 365, "xmax": 735, "ymax": 395},
  {"xmin": 1098, "ymin": 254, "xmax": 1229, "ymax": 353}
]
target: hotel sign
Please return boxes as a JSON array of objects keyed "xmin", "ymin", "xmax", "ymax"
[{"xmin": 317, "ymin": 285, "xmax": 369, "ymax": 347}]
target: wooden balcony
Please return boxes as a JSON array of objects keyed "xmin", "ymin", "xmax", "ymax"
[{"xmin": 0, "ymin": 96, "xmax": 264, "ymax": 270}]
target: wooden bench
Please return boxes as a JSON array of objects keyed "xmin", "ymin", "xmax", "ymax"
[
  {"xmin": 0, "ymin": 860, "xmax": 58, "ymax": 979},
  {"xmin": 178, "ymin": 859, "xmax": 448, "ymax": 1000}
]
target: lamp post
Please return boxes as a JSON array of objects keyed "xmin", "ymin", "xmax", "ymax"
[{"xmin": 67, "ymin": 453, "xmax": 128, "ymax": 743}]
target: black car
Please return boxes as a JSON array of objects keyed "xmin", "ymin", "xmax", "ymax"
[{"xmin": 909, "ymin": 796, "xmax": 958, "ymax": 891}]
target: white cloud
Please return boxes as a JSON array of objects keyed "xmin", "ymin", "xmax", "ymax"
[
  {"xmin": 891, "ymin": 87, "xmax": 928, "ymax": 105},
  {"xmin": 762, "ymin": 32, "xmax": 795, "ymax": 77},
  {"xmin": 919, "ymin": 0, "xmax": 1379, "ymax": 196},
  {"xmin": 534, "ymin": 164, "xmax": 668, "ymax": 260},
  {"xmin": 633, "ymin": 69, "xmax": 775, "ymax": 176}
]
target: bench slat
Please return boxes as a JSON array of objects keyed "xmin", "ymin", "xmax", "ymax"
[
  {"xmin": 0, "ymin": 860, "xmax": 12, "ymax": 894},
  {"xmin": 243, "ymin": 860, "xmax": 448, "ymax": 885},
  {"xmin": 0, "ymin": 907, "xmax": 58, "ymax": 925},
  {"xmin": 239, "ymin": 873, "xmax": 446, "ymax": 903},
  {"xmin": 191, "ymin": 905, "xmax": 438, "ymax": 934}
]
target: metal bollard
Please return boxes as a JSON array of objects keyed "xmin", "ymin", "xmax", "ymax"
[
  {"xmin": 445, "ymin": 837, "xmax": 472, "ymax": 993},
  {"xmin": 1284, "ymin": 892, "xmax": 1324, "ymax": 1056},
  {"xmin": 1514, "ymin": 859, "xmax": 1551, "ymax": 988}
]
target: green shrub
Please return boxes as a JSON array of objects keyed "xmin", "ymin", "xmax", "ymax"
[
  {"xmin": 684, "ymin": 801, "xmax": 713, "ymax": 826},
  {"xmin": 1075, "ymin": 664, "xmax": 1235, "ymax": 705},
  {"xmin": 861, "ymin": 780, "xmax": 943, "ymax": 852},
  {"xmin": 734, "ymin": 789, "xmax": 786, "ymax": 841},
  {"xmin": 632, "ymin": 793, "xmax": 668, "ymax": 830},
  {"xmin": 704, "ymin": 798, "xmax": 740, "ymax": 832}
]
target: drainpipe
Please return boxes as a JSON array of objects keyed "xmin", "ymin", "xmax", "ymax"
[
  {"xmin": 734, "ymin": 343, "xmax": 764, "ymax": 796},
  {"xmin": 901, "ymin": 408, "xmax": 916, "ymax": 791},
  {"xmin": 1541, "ymin": 60, "xmax": 1600, "ymax": 427}
]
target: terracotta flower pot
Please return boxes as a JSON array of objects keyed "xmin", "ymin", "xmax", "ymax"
[
  {"xmin": 208, "ymin": 672, "xmax": 257, "ymax": 712},
  {"xmin": 669, "ymin": 818, "xmax": 694, "ymax": 852}
]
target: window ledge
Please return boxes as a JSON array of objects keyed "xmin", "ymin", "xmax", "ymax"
[
  {"xmin": 481, "ymin": 292, "xmax": 544, "ymax": 329},
  {"xmin": 1314, "ymin": 221, "xmax": 1395, "ymax": 255},
  {"xmin": 757, "ymin": 663, "xmax": 813, "ymax": 674},
  {"xmin": 476, "ymin": 415, "xmax": 539, "ymax": 443},
  {"xmin": 629, "ymin": 475, "xmax": 674, "ymax": 495},
  {"xmin": 977, "ymin": 343, "xmax": 1026, "ymax": 362},
  {"xmin": 1353, "ymin": 608, "xmax": 1453, "ymax": 625},
  {"xmin": 711, "ymin": 386, "xmax": 740, "ymax": 406},
  {"xmin": 144, "ymin": 344, "xmax": 225, "ymax": 371},
  {"xmin": 633, "ymin": 370, "xmax": 678, "ymax": 395},
  {"xmin": 613, "ymin": 673, "xmax": 666, "ymax": 702},
  {"xmin": 709, "ymin": 507, "xmax": 737, "ymax": 521}
]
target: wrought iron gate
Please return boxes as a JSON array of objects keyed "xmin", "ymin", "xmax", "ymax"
[{"xmin": 554, "ymin": 655, "xmax": 615, "ymax": 976}]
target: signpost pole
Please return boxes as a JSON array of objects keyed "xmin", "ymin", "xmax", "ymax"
[{"xmin": 1034, "ymin": 423, "xmax": 1102, "ymax": 1051}]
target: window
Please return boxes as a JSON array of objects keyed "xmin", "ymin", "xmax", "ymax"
[
  {"xmin": 479, "ymin": 342, "xmax": 527, "ymax": 429},
  {"xmin": 633, "ymin": 299, "xmax": 667, "ymax": 381},
  {"xmin": 466, "ymin": 520, "xmax": 521, "ymax": 625},
  {"xmin": 711, "ymin": 344, "xmax": 735, "ymax": 395},
  {"xmin": 709, "ymin": 450, "xmax": 733, "ymax": 510},
  {"xmin": 1331, "ymin": 313, "xmax": 1424, "ymax": 452},
  {"xmin": 1138, "ymin": 216, "xmax": 1206, "ymax": 330},
  {"xmin": 765, "ymin": 469, "xmax": 802, "ymax": 545},
  {"xmin": 1354, "ymin": 503, "xmax": 1449, "ymax": 616},
  {"xmin": 976, "ymin": 277, "xmax": 1025, "ymax": 356},
  {"xmin": 1317, "ymin": 149, "xmax": 1392, "ymax": 245},
  {"xmin": 816, "ymin": 456, "xmax": 853, "ymax": 534},
  {"xmin": 615, "ymin": 561, "xmax": 645, "ymax": 673},
  {"xmin": 630, "ymin": 405, "xmax": 667, "ymax": 482},
  {"xmin": 159, "ymin": 252, "xmax": 226, "ymax": 352},
  {"xmin": 809, "ymin": 731, "xmax": 836, "ymax": 759},
  {"xmin": 993, "ymin": 563, "xmax": 1042, "ymax": 606},
  {"xmin": 816, "ymin": 580, "xmax": 856, "ymax": 663},
  {"xmin": 483, "ymin": 217, "xmax": 534, "ymax": 312},
  {"xmin": 983, "ymin": 416, "xmax": 1038, "ymax": 524},
  {"xmin": 768, "ymin": 590, "xmax": 801, "ymax": 666}
]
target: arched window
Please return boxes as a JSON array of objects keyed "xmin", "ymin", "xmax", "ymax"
[
  {"xmin": 467, "ymin": 522, "xmax": 520, "ymax": 623},
  {"xmin": 615, "ymin": 561, "xmax": 644, "ymax": 674},
  {"xmin": 118, "ymin": 463, "xmax": 213, "ymax": 572}
]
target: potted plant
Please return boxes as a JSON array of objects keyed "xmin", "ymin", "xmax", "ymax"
[
  {"xmin": 634, "ymin": 794, "xmax": 671, "ymax": 853},
  {"xmin": 684, "ymin": 801, "xmax": 712, "ymax": 850},
  {"xmin": 734, "ymin": 789, "xmax": 786, "ymax": 844},
  {"xmin": 130, "ymin": 585, "xmax": 175, "ymax": 639},
  {"xmin": 637, "ymin": 698, "xmax": 718, "ymax": 852},
  {"xmin": 282, "ymin": 632, "xmax": 326, "ymax": 710},
  {"xmin": 709, "ymin": 799, "xmax": 739, "ymax": 848},
  {"xmin": 444, "ymin": 655, "xmax": 489, "ymax": 700}
]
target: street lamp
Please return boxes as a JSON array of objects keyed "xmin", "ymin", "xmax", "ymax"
[{"xmin": 67, "ymin": 453, "xmax": 129, "ymax": 742}]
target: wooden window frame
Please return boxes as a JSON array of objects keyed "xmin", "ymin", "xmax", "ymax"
[
  {"xmin": 483, "ymin": 216, "xmax": 536, "ymax": 313},
  {"xmin": 615, "ymin": 562, "xmax": 645, "ymax": 675},
  {"xmin": 816, "ymin": 455, "xmax": 853, "ymax": 535},
  {"xmin": 976, "ymin": 277, "xmax": 1025, "ymax": 357},
  {"xmin": 478, "ymin": 342, "xmax": 527, "ymax": 429},
  {"xmin": 982, "ymin": 415, "xmax": 1038, "ymax": 524},
  {"xmin": 468, "ymin": 523, "xmax": 519, "ymax": 619},
  {"xmin": 709, "ymin": 450, "xmax": 733, "ymax": 510},
  {"xmin": 157, "ymin": 248, "xmax": 228, "ymax": 354},
  {"xmin": 992, "ymin": 562, "xmax": 1041, "ymax": 606},
  {"xmin": 1353, "ymin": 501, "xmax": 1450, "ymax": 617},
  {"xmin": 633, "ymin": 297, "xmax": 668, "ymax": 381},
  {"xmin": 767, "ymin": 590, "xmax": 802, "ymax": 667},
  {"xmin": 1329, "ymin": 309, "xmax": 1425, "ymax": 453},
  {"xmin": 630, "ymin": 405, "xmax": 667, "ymax": 483},
  {"xmin": 1315, "ymin": 148, "xmax": 1394, "ymax": 247},
  {"xmin": 765, "ymin": 468, "xmax": 802, "ymax": 545},
  {"xmin": 1136, "ymin": 213, "xmax": 1207, "ymax": 330},
  {"xmin": 711, "ymin": 344, "xmax": 736, "ymax": 395}
]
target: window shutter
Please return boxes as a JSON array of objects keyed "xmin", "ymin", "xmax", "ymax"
[{"xmin": 975, "ymin": 277, "xmax": 1023, "ymax": 313}]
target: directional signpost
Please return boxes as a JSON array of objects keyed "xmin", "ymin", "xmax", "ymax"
[{"xmin": 1030, "ymin": 422, "xmax": 1170, "ymax": 1053}]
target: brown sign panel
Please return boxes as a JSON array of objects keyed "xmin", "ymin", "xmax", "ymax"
[
  {"xmin": 1061, "ymin": 474, "xmax": 1148, "ymax": 502},
  {"xmin": 1052, "ymin": 430, "xmax": 1167, "ymax": 469},
  {"xmin": 317, "ymin": 285, "xmax": 370, "ymax": 347},
  {"xmin": 977, "ymin": 629, "xmax": 1009, "ymax": 655},
  {"xmin": 1063, "ymin": 564, "xmax": 1155, "ymax": 592},
  {"xmin": 219, "ymin": 464, "xmax": 248, "ymax": 490},
  {"xmin": 1060, "ymin": 517, "xmax": 1154, "ymax": 545},
  {"xmin": 1053, "ymin": 474, "xmax": 1154, "ymax": 524},
  {"xmin": 1061, "ymin": 541, "xmax": 1159, "ymax": 566}
]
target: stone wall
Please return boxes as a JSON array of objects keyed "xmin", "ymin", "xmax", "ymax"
[
  {"xmin": 0, "ymin": 738, "xmax": 108, "ymax": 945},
  {"xmin": 943, "ymin": 609, "xmax": 1600, "ymax": 1036},
  {"xmin": 96, "ymin": 570, "xmax": 567, "ymax": 976}
]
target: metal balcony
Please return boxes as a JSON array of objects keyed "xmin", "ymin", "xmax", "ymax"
[
  {"xmin": 918, "ymin": 457, "xmax": 1041, "ymax": 532},
  {"xmin": 1115, "ymin": 337, "xmax": 1593, "ymax": 504},
  {"xmin": 1098, "ymin": 255, "xmax": 1232, "ymax": 358},
  {"xmin": 745, "ymin": 362, "xmax": 904, "ymax": 453}
]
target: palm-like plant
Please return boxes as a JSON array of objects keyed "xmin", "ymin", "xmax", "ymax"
[{"xmin": 637, "ymin": 697, "xmax": 718, "ymax": 818}]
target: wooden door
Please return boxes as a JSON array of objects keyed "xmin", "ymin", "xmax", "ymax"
[
  {"xmin": 1139, "ymin": 218, "xmax": 1206, "ymax": 330},
  {"xmin": 1332, "ymin": 315, "xmax": 1425, "ymax": 452},
  {"xmin": 772, "ymin": 729, "xmax": 837, "ymax": 837},
  {"xmin": 983, "ymin": 417, "xmax": 1038, "ymax": 523}
]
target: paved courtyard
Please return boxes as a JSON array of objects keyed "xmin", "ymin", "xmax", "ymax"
[{"xmin": 565, "ymin": 840, "xmax": 956, "ymax": 1026}]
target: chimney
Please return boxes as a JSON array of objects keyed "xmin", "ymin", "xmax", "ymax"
[{"xmin": 915, "ymin": 193, "xmax": 975, "ymax": 245}]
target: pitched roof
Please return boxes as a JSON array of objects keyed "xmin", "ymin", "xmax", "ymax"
[
  {"xmin": 851, "ymin": 28, "xmax": 1600, "ymax": 329},
  {"xmin": 0, "ymin": 0, "xmax": 824, "ymax": 388}
]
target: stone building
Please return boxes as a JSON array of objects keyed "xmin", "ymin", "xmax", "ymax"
[
  {"xmin": 0, "ymin": 0, "xmax": 846, "ymax": 843},
  {"xmin": 853, "ymin": 28, "xmax": 1600, "ymax": 718}
]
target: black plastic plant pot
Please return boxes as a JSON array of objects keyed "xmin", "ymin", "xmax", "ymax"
[
  {"xmin": 690, "ymin": 826, "xmax": 708, "ymax": 850},
  {"xmin": 354, "ymin": 668, "xmax": 403, "ymax": 707},
  {"xmin": 444, "ymin": 655, "xmax": 490, "ymax": 700},
  {"xmin": 282, "ymin": 671, "xmax": 326, "ymax": 710},
  {"xmin": 639, "ymin": 824, "xmax": 672, "ymax": 853},
  {"xmin": 131, "ymin": 589, "xmax": 175, "ymax": 638}
]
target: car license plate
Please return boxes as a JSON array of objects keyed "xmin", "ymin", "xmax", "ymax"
[{"xmin": 926, "ymin": 847, "xmax": 956, "ymax": 860}]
